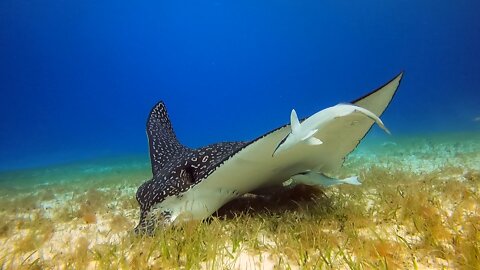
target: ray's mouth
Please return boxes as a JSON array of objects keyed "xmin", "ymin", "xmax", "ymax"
[{"xmin": 134, "ymin": 209, "xmax": 174, "ymax": 235}]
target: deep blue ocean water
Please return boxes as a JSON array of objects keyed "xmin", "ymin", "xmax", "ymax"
[{"xmin": 1, "ymin": 0, "xmax": 479, "ymax": 171}]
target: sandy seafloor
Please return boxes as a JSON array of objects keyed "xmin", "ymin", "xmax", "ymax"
[{"xmin": 0, "ymin": 132, "xmax": 479, "ymax": 269}]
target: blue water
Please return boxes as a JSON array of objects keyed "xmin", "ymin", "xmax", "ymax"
[{"xmin": 1, "ymin": 0, "xmax": 479, "ymax": 171}]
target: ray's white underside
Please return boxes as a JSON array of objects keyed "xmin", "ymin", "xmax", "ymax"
[{"xmin": 153, "ymin": 74, "xmax": 403, "ymax": 222}]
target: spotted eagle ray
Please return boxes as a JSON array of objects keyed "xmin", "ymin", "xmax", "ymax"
[{"xmin": 135, "ymin": 73, "xmax": 403, "ymax": 233}]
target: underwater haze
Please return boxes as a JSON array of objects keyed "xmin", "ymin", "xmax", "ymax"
[
  {"xmin": 1, "ymin": 0, "xmax": 480, "ymax": 169},
  {"xmin": 2, "ymin": 1, "xmax": 480, "ymax": 269}
]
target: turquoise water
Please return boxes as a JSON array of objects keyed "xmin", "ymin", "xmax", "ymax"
[{"xmin": 0, "ymin": 131, "xmax": 478, "ymax": 268}]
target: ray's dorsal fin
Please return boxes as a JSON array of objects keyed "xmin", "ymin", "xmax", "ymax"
[{"xmin": 147, "ymin": 101, "xmax": 187, "ymax": 176}]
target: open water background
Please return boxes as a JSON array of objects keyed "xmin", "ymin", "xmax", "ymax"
[{"xmin": 1, "ymin": 0, "xmax": 479, "ymax": 171}]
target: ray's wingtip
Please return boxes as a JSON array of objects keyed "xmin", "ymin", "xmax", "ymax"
[
  {"xmin": 154, "ymin": 100, "xmax": 166, "ymax": 107},
  {"xmin": 395, "ymin": 70, "xmax": 405, "ymax": 81},
  {"xmin": 149, "ymin": 100, "xmax": 167, "ymax": 114}
]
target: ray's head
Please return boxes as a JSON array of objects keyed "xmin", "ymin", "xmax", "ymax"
[
  {"xmin": 134, "ymin": 164, "xmax": 196, "ymax": 233},
  {"xmin": 134, "ymin": 101, "xmax": 248, "ymax": 234}
]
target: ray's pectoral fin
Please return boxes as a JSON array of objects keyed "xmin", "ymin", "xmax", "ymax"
[
  {"xmin": 147, "ymin": 101, "xmax": 188, "ymax": 176},
  {"xmin": 290, "ymin": 171, "xmax": 361, "ymax": 187}
]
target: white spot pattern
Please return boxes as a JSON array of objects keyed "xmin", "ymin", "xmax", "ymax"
[{"xmin": 135, "ymin": 101, "xmax": 248, "ymax": 232}]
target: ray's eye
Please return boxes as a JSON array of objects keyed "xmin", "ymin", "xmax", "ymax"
[
  {"xmin": 186, "ymin": 166, "xmax": 195, "ymax": 177},
  {"xmin": 180, "ymin": 166, "xmax": 195, "ymax": 184}
]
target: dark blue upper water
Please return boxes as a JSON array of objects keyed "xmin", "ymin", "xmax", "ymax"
[{"xmin": 1, "ymin": 0, "xmax": 479, "ymax": 171}]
